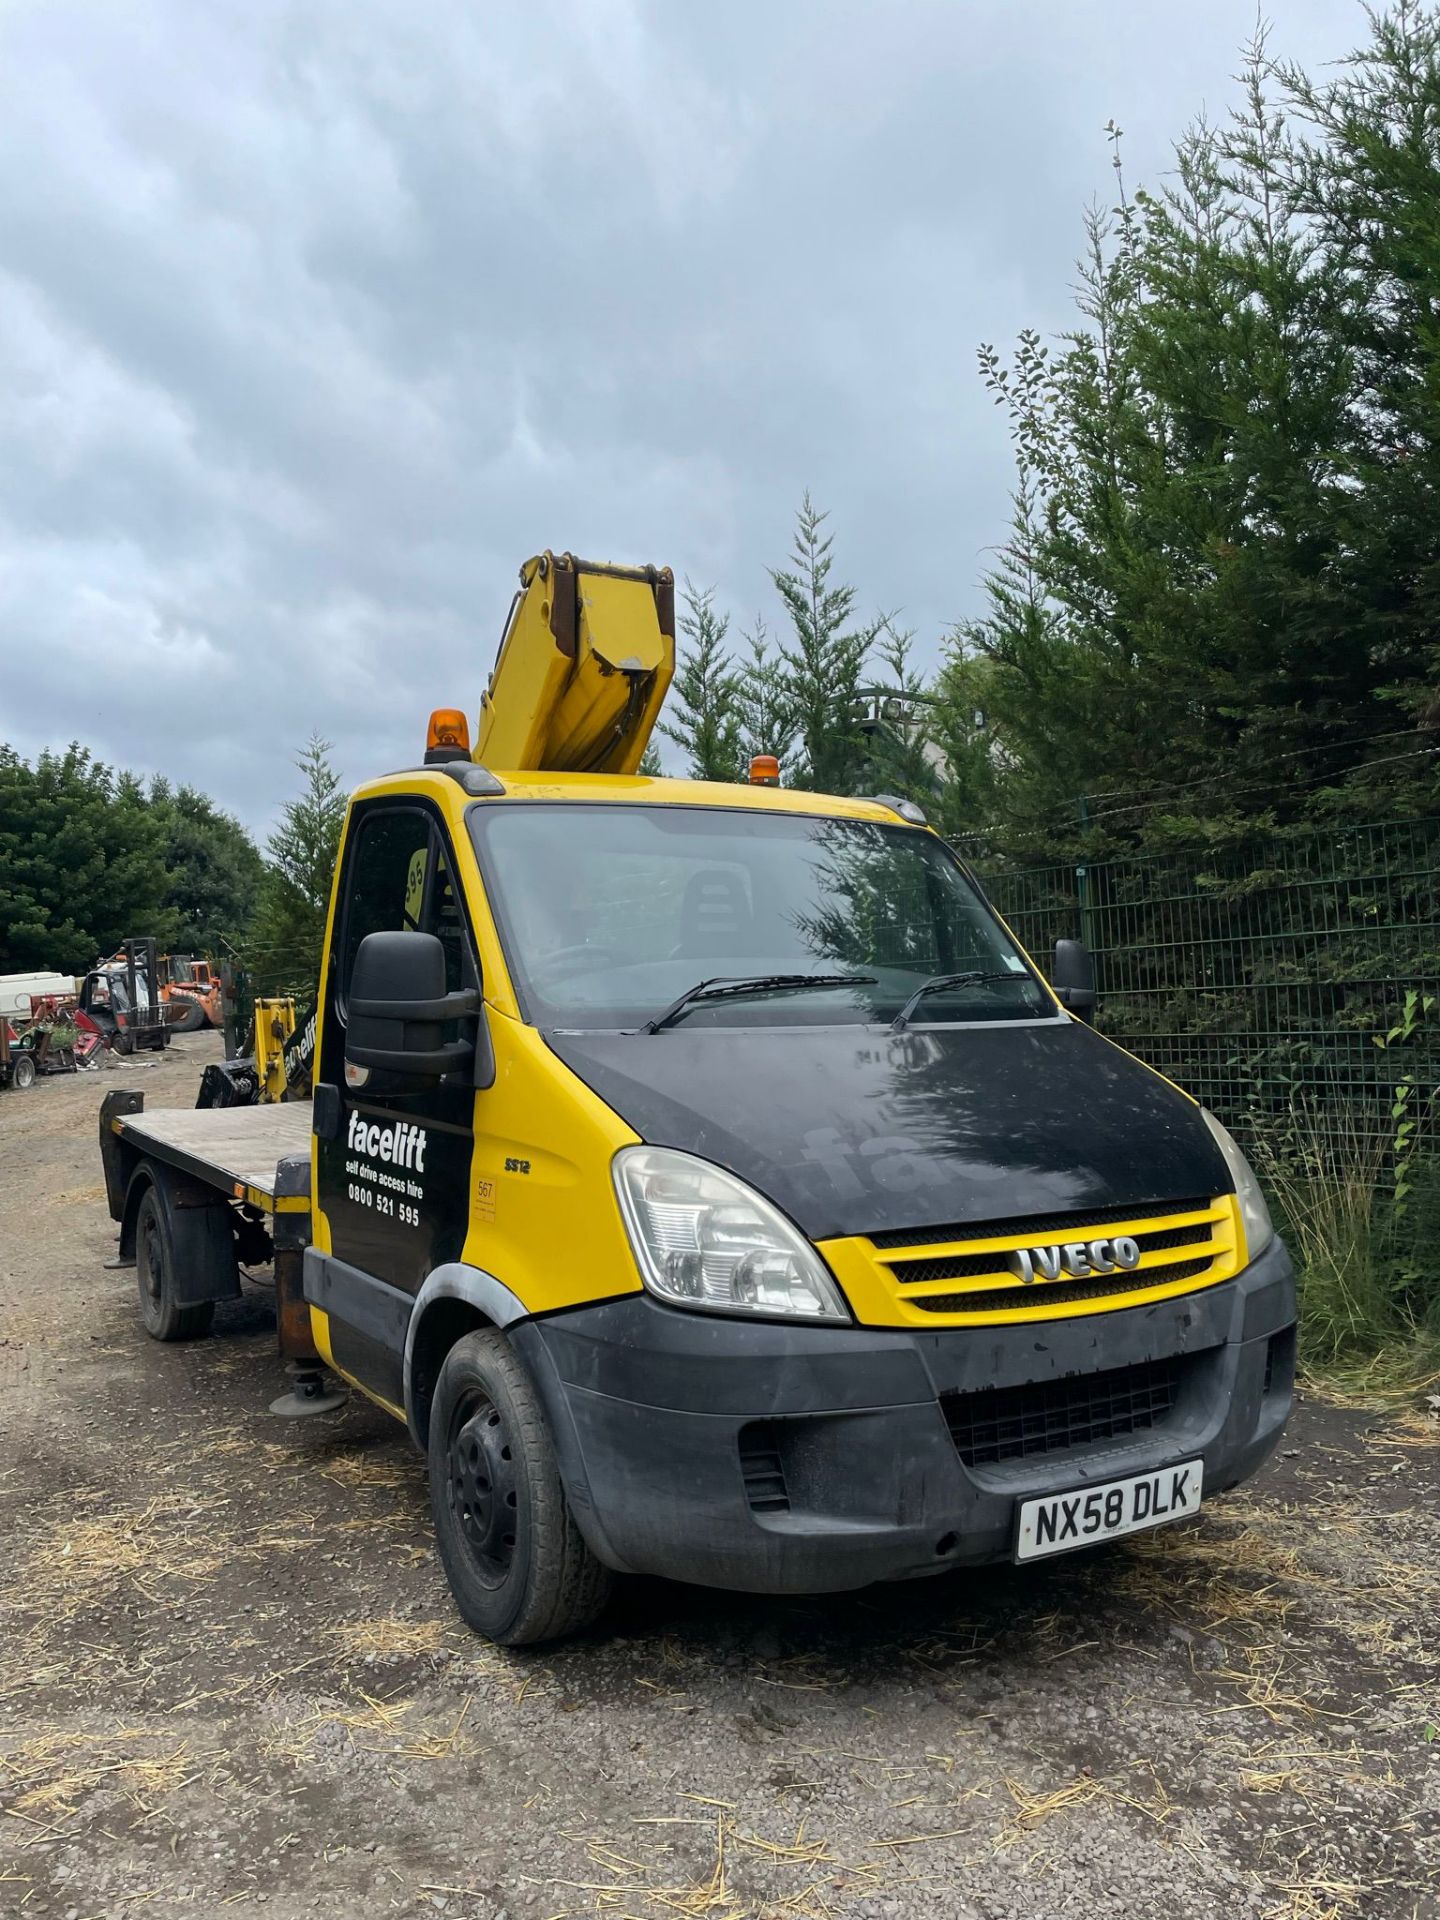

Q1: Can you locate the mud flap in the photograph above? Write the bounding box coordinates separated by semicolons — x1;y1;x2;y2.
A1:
124;1164;242;1305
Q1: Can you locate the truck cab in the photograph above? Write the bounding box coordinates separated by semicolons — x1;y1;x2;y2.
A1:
101;553;1296;1646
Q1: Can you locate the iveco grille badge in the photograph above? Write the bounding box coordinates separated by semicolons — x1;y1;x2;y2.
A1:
1008;1236;1143;1285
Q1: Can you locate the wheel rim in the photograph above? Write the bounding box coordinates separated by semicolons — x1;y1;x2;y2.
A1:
139;1210;164;1313
445;1389;519;1588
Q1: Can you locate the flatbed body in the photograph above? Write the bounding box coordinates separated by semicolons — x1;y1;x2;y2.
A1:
108;1099;314;1215
100;1090;317;1363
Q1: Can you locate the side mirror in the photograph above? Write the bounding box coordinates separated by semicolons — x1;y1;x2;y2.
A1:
1052;938;1097;1020
346;931;483;1083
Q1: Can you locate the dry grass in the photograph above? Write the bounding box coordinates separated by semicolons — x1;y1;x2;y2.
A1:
0;1482;336;1727
518;1814;872;1920
1261;1874;1368;1919
1110;1496;1437;1692
1301;1362;1440;1415
1231;1734;1395;1815
266;1688;476;1765
0;1726;206;1827
330;1615;450;1661
1367;1402;1440;1447
6;1491;233;1619
319;1449;417;1491
998;1771;1106;1832
1;1484;330;1643
989;1766;1172;1855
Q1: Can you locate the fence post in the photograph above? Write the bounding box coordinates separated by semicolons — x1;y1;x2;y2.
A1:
1075;796;1097;971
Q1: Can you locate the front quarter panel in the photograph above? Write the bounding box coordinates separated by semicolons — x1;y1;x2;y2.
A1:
464;1013;643;1314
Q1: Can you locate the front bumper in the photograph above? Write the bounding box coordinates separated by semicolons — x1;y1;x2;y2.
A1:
511;1237;1296;1594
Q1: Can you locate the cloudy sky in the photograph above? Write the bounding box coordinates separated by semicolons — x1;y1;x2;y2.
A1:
0;0;1364;836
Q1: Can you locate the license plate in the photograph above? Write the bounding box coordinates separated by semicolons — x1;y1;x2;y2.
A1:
1014;1459;1204;1563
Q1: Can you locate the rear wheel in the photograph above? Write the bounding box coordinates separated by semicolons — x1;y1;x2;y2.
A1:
11;1053;36;1091
428;1329;611;1646
135;1185;215;1342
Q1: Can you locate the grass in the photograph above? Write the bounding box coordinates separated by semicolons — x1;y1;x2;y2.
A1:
1250;1106;1440;1390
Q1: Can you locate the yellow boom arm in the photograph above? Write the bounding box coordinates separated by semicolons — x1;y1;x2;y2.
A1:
474;552;675;775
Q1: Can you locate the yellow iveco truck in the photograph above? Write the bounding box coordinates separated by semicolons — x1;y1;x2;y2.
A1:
99;552;1295;1645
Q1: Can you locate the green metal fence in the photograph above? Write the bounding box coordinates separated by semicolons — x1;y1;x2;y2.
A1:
965;818;1440;1165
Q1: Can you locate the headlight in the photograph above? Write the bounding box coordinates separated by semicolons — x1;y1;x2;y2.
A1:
613;1145;849;1322
1201;1109;1274;1260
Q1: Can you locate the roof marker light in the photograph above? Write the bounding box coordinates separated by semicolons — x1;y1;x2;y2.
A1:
748;755;781;787
869;792;928;825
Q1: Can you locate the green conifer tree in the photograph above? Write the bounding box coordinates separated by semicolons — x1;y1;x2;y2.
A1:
660;582;742;781
246;735;346;995
733;614;798;778
770;493;880;792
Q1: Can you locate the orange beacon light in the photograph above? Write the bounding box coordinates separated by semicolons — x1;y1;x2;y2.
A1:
425;709;471;764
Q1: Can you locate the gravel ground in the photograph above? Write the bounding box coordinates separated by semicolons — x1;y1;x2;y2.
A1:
1;1035;1437;1920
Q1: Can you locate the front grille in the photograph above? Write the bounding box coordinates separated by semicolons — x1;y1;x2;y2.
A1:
943;1355;1186;1469
913;1255;1213;1316
890;1221;1212;1289
830;1196;1243;1330
843;1194;1240;1327
870;1197;1211;1251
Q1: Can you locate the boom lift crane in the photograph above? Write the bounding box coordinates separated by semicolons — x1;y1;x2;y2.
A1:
470;551;675;776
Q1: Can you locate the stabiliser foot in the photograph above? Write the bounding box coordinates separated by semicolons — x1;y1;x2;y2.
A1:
270;1359;347;1418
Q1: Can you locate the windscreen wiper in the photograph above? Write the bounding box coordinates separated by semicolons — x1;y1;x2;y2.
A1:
642;973;877;1035
890;970;1028;1032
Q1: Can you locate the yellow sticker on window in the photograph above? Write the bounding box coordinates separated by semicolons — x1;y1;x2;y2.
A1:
404;847;427;928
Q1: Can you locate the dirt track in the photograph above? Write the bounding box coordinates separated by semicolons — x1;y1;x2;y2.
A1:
1;1037;1437;1920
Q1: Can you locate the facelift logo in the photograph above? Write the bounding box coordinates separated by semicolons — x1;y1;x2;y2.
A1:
347;1109;427;1173
1008;1235;1141;1285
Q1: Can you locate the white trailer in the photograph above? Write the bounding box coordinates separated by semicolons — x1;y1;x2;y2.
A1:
0;972;77;1022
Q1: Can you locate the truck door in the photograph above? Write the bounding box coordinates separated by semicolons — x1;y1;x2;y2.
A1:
313;801;478;1406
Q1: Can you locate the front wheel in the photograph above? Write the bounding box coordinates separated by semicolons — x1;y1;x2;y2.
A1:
428;1329;611;1646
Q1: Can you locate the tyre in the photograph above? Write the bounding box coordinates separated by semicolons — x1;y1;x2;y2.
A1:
171;1000;206;1033
428;1328;611;1647
113;1026;133;1056
11;1053;36;1091
135;1184;215;1342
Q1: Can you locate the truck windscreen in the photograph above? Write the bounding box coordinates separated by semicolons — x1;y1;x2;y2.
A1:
470;804;1055;1032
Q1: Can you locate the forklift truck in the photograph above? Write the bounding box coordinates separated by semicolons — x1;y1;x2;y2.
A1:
98;551;1296;1645
80;939;171;1055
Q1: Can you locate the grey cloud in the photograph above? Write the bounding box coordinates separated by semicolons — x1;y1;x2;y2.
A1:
0;0;1363;832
